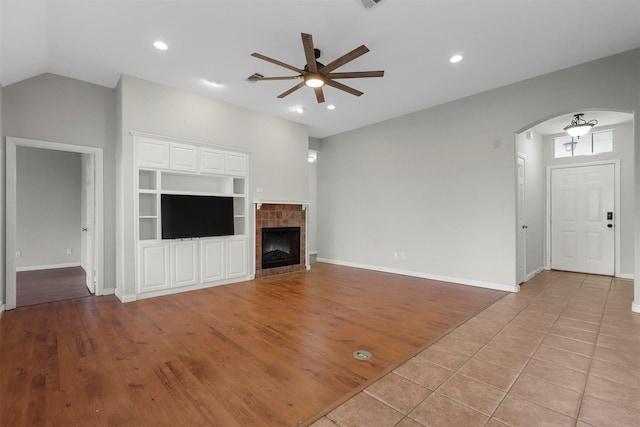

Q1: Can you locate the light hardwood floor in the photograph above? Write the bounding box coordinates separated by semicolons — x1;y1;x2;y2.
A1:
0;263;504;426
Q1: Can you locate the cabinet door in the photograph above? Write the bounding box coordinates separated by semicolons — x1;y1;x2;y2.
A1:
200;238;225;283
171;240;198;288
226;237;247;278
138;139;169;168
139;242;170;293
200;148;225;174
170;143;198;172
224;152;247;176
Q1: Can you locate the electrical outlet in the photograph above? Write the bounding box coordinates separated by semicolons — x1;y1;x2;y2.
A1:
16;251;22;258
67;248;73;255
256;188;263;193
393;252;398;259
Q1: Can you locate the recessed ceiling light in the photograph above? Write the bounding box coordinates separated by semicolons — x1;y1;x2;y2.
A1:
327;104;336;110
449;54;463;64
153;41;168;51
293;106;304;114
205;79;222;87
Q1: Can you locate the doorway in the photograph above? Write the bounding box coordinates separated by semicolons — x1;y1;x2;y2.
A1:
549;162;618;276
6;137;104;310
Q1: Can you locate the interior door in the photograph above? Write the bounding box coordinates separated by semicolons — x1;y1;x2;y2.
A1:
517;156;526;284
551;164;614;275
83;155;96;293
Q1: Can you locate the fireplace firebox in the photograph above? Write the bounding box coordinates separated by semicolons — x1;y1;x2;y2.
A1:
262;227;300;269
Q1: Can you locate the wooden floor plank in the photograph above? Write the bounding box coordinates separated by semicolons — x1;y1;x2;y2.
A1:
1;263;505;425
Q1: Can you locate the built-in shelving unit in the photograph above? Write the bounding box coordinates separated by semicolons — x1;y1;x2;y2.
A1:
134;134;250;300
137;170;247;240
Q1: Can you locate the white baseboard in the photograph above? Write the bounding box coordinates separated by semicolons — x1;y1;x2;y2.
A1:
0;303;5;317
616;273;634;280
632;301;640;313
316;258;518;293
101;288;116;296
115;289;137;303
309;250;318;255
526;266;545;281
16;262;81;272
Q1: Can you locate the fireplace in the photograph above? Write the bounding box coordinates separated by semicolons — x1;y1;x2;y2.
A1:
255;203;307;278
262;227;300;269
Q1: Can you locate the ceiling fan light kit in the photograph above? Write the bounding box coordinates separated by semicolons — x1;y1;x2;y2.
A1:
250;32;384;103
564;113;598;137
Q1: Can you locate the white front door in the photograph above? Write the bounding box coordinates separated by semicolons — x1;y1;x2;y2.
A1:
551;164;615;275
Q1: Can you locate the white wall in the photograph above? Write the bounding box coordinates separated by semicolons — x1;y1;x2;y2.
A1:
317;49;639;292
16;147;81;269
116;75;309;300
0;85;4;312
516;129;545;279
2;73;116;291
543;120;635;277
308;151;318;255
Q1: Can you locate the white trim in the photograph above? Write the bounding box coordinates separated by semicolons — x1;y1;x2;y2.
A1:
115;289;137;303
253;200;311;210
0;303;5;317
16;262;81;272
316;258;518;293
526;266;545;281
6;137;105;310
546;159;621;276
616;273;634;280
101;288;115;296
632;301;640;313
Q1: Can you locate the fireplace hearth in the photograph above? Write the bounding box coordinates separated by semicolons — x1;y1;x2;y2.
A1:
262;227;300;269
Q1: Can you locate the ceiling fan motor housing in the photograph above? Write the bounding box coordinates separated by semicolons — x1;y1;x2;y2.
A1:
360;0;384;8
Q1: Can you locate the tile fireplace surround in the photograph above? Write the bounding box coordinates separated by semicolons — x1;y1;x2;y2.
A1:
255;203;307;278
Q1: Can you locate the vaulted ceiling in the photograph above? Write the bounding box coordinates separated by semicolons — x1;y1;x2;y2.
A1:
2;1;639;138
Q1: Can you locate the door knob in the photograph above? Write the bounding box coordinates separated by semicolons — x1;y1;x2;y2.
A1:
607;224;613;228
522;225;528;229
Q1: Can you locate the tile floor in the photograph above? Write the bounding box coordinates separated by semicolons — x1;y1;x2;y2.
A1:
310;270;640;427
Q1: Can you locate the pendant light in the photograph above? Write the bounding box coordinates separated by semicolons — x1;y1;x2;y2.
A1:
563;113;598;137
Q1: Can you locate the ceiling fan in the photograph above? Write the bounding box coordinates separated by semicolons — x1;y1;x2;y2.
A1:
249;33;384;103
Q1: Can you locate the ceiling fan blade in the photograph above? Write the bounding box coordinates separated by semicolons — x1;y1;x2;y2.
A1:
301;33;317;73
277;82;305;98
327;71;384;79
324;79;364;97
319;45;369;73
249;75;304;81
251;52;304;74
314;87;325;103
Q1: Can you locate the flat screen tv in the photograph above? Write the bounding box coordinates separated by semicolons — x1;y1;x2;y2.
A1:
161;194;234;239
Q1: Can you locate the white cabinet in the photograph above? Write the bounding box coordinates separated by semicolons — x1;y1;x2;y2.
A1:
139;242;170;293
200;148;225;174
227;237;247;278
225;152;247;176
171;240;199;288
138;139;170;168
134;135;250;299
200;238;225;283
170;143;198;172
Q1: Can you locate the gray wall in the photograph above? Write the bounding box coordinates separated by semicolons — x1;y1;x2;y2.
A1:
2;73;116;292
317;49;639;291
543;121;635;276
16;147;81;269
117;75;309;299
